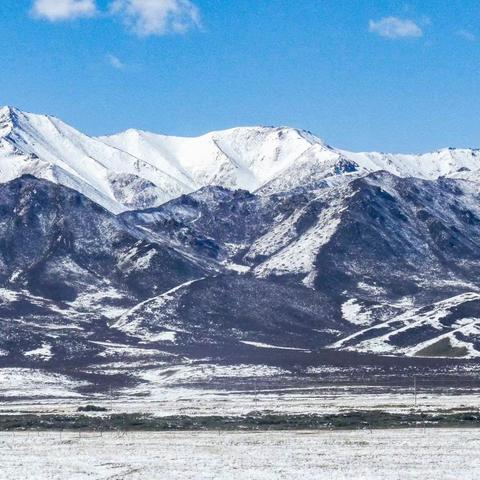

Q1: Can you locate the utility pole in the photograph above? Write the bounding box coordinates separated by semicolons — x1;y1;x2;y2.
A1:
413;374;417;409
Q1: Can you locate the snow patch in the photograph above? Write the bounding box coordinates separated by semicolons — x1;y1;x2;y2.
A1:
148;331;177;343
24;343;53;360
341;299;372;326
240;341;310;352
0;369;87;398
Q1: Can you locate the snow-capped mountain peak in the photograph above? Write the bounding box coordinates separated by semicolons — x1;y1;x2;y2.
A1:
0;106;194;213
1;106;480;214
0;105;21;136
99;125;330;195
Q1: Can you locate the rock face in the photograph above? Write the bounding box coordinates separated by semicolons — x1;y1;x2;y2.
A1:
118;171;480;359
1;107;480;387
0;176;215;367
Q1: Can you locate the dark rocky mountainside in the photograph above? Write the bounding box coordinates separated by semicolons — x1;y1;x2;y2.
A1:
0;171;479;382
1;108;480;395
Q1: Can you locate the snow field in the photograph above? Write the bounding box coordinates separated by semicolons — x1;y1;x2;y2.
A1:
1;429;479;479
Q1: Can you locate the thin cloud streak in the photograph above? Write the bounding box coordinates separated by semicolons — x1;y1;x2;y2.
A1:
457;29;476;42
107;54;126;70
369;17;423;39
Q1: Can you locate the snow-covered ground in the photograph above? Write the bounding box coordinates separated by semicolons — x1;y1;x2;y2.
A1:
2;429;479;479
2;364;480;417
0;369;87;399
3;384;480;417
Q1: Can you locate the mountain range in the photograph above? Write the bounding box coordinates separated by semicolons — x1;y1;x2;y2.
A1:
1;106;480;390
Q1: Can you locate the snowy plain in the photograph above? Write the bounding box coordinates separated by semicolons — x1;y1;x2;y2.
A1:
2;362;480;417
1;429;479;479
3;383;480;418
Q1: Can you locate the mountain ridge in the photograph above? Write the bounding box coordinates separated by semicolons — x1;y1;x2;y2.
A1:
2;106;480;213
1;107;480;386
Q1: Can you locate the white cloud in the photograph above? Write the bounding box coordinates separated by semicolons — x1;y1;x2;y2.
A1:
369;17;423;39
110;0;201;36
32;0;97;21
107;54;126;69
457;30;476;42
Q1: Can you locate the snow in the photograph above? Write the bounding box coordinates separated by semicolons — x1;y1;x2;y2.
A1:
89;341;160;358
251;184;352;281
4;381;480;419
66;284;126;320
2;429;480;479
341;299;373;326
224;262;251;273
3;361;480;418
146;331;177;342
113;278;203;338
0;287;19;302
240;341;311;352
407;320;480;358
342;147;480;180
357;282;388;296
0;107;189;213
121;245;157;269
24;343;53;360
332;292;480;357
2;106;480;214
99;126;324;195
0;369;87;398
136;364;287;389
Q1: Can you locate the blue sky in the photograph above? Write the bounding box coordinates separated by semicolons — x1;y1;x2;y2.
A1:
0;1;479;152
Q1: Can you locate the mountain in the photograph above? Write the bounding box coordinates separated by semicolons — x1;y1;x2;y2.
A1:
2;106;480;213
0;175;218;368
332;292;480;358
119;171;480;359
0;106;191;213
100;125;480;197
123;172;480;294
1;106;480;398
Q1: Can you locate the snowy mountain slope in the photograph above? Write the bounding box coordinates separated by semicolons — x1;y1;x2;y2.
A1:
127;171;480;298
2;106;480;215
342;147;480;181
0;175;225;369
0;283;179;374
248;183;353;285
331;292;480;358
0;175;216;304
113;274;350;353
309;172;480;300
114;171;480;361
101;123;480;200
0;107;191;213
99;126;328;193
119;186;305;265
0;173;480;379
3;106;480;376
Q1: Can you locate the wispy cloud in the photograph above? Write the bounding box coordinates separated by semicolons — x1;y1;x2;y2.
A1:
457;29;476;42
31;0;201;37
107;54;126;70
110;0;201;37
369;16;423;39
32;0;97;21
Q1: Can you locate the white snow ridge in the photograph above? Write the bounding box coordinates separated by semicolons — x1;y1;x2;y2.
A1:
1;106;480;214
